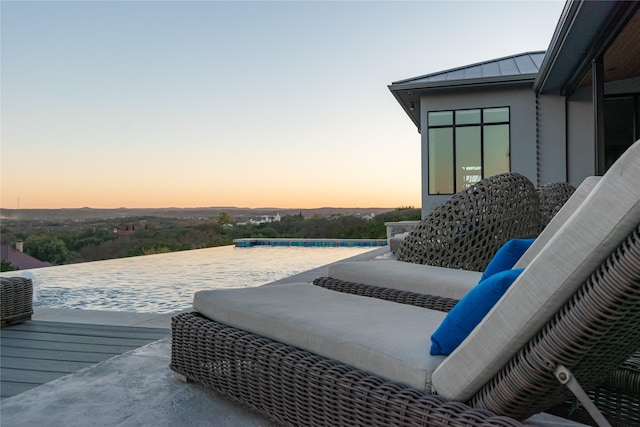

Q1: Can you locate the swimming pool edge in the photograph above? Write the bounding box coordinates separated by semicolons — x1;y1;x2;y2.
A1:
30;246;391;328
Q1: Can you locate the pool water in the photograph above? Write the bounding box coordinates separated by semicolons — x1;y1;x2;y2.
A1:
5;245;376;313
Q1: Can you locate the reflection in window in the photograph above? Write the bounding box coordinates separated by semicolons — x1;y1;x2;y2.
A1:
427;107;510;195
456;127;481;191
428;128;454;194
483;107;509;123
455;109;481;125
428;111;453;127
484;125;510;178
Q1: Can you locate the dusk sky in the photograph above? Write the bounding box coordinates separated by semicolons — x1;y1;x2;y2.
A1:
1;1;565;209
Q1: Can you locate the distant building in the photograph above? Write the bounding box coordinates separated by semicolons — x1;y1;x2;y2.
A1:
249;213;281;225
1;244;51;270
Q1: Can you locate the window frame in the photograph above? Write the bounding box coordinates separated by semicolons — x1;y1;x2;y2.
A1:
427;106;511;195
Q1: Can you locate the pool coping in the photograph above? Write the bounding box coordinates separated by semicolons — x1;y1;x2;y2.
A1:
30;245;391;328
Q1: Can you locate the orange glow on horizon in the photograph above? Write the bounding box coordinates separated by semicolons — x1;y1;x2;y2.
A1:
0;180;421;210
1;156;422;210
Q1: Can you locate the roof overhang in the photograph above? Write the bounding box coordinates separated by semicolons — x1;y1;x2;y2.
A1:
534;0;640;96
389;51;544;132
389;75;536;132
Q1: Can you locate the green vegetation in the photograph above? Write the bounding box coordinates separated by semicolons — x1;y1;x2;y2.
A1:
1;259;18;272
0;207;420;266
24;234;75;265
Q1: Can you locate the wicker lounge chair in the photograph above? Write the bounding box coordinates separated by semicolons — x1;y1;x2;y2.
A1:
537;181;576;232
395;172;540;271
171;140;640;427
1;277;33;327
388;177;574;255
548;351;640;426
309;175;640;426
313;176;599;305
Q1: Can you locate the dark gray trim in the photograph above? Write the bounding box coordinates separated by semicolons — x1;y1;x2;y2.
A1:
390;74;537;92
534;0;639;96
535;93;540;187
564;96;569;183
533;0;583;94
593;56;606;174
389;78;534;133
564;2;639;96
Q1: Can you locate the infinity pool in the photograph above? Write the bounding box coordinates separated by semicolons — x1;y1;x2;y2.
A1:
3;245;376;313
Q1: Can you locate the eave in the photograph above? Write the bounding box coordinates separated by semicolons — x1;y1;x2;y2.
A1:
389;75;537;132
534;0;640;96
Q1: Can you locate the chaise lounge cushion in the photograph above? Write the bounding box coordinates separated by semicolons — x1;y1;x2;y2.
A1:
193;282;447;392
431;268;524;356
515;176;601;269
433;140;640;401
328;261;481;300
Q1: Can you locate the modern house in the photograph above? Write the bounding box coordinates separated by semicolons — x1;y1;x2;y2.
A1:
389;0;640;217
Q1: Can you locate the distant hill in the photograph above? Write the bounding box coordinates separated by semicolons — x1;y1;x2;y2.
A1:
0;207;395;222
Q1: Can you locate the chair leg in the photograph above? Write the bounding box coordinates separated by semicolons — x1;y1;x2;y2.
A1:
173;371;189;383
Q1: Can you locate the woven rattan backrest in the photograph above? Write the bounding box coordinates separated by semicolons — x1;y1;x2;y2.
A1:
472;224;640;420
537;182;576;233
396;173;540;271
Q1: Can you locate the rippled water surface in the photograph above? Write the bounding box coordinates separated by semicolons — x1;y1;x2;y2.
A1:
5;245;375;313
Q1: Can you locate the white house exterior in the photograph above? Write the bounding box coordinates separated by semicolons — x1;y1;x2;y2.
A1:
389;0;640;218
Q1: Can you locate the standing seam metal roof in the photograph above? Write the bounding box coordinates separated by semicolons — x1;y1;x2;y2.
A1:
392;51;546;86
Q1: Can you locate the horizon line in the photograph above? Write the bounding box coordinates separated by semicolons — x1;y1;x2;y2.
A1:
0;205;408;211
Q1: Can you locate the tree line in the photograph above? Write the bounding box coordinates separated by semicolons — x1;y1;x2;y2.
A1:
1;208;420;270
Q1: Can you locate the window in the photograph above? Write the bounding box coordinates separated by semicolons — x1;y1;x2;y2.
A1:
604;95;640;171
427;107;510;194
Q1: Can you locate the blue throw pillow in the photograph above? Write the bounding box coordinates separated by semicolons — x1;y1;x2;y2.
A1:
481;239;535;281
430;268;524;356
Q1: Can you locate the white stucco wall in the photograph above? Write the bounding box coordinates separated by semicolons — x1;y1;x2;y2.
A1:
418;86;537;218
566;87;595;185
412;76;638;218
536;94;567;184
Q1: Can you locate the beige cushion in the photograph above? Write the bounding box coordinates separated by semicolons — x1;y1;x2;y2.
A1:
328;261;481;300
515;176;601;268
433;140;640;401
194;282;447;392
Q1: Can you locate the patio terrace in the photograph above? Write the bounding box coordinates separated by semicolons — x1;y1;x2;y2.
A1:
0;247;586;426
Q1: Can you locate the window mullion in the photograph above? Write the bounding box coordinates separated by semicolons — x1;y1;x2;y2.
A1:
452;115;457;194
480;109;485;180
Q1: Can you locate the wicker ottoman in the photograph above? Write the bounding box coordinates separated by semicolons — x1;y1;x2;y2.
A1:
1;277;33;327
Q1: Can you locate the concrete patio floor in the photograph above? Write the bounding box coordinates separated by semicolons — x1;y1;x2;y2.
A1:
1;337;275;427
0;317;586;427
0;247;587;426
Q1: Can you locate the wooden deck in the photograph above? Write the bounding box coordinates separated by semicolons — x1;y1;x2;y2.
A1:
0;320;169;399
